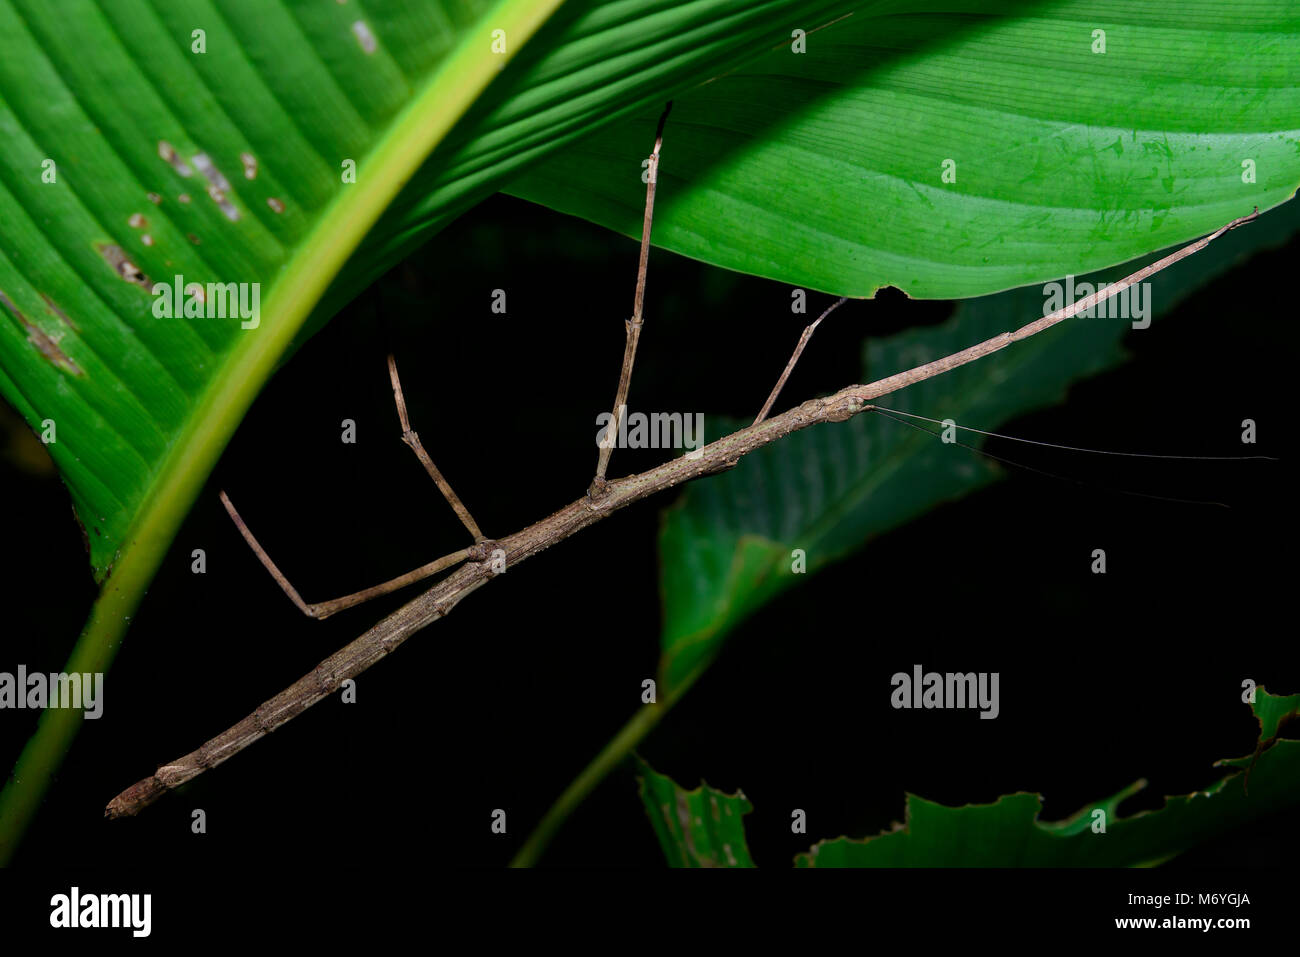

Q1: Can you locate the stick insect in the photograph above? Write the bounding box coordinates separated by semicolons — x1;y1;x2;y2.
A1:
106;101;1266;820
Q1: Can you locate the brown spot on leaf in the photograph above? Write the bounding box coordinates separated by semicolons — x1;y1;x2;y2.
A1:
192;153;231;192
351;21;377;54
675;791;713;867
193;154;241;221
158;140;193;177
129;213;147;228
0;290;83;375
207;184;240;221
96;242;155;292
267;197;284;213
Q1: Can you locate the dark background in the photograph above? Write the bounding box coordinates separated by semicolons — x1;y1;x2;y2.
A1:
1;190;1295;874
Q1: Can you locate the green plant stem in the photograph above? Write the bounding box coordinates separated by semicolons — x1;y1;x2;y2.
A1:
0;634;106;862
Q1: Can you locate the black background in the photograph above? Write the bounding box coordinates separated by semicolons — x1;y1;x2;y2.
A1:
1;190;1295;895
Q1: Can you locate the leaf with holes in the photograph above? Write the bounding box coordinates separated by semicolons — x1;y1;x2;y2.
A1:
635;756;756;868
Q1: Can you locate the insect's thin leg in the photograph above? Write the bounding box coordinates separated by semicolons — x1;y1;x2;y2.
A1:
219;490;472;620
753;296;849;426
591;101;673;493
386;353;486;542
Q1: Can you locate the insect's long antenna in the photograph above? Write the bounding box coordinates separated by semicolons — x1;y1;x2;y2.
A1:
870;406;1276;462
867;406;1235;508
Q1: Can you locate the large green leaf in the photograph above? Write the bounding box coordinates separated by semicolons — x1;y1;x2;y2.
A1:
634;689;1299;867
655;197;1300;692
0;0;869;862
508;0;1300;298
